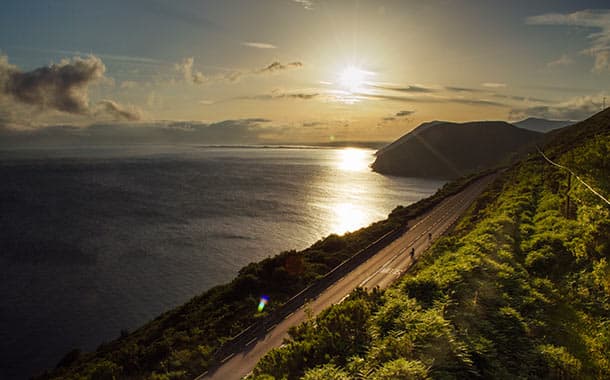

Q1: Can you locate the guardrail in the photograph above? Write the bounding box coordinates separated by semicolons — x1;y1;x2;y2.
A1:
206;224;408;369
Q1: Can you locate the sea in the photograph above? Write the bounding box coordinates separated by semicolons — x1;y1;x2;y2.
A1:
0;145;444;379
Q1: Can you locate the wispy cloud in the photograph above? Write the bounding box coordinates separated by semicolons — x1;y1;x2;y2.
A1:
371;84;436;93
242;42;277;49
174;58;303;85
445;86;485;93
11;46;167;66
395;110;415;117
292;0;315;10
509;94;604;120
527;9;610;72
258;61;303;73
360;92;507;107
547;53;574;67
482;82;507;88
382;109;415;122
493;94;549;103
234;89;320;101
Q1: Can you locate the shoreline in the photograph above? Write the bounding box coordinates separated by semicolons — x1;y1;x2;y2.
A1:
36;170;489;380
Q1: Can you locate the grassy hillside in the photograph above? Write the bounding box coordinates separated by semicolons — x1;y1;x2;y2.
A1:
35;168;487;380
372;121;542;179
251;111;610;379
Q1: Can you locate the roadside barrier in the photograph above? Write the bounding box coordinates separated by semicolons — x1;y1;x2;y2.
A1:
208;224;408;366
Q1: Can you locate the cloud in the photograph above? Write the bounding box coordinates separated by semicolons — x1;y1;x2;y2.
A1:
395;110;415;117
381;110;415;123
444;86;486;93
526;9;610;72
381;110;415;122
174;57;206;84
547;54;574;67
0;118;274;146
0;54;105;114
258;61;303;73
234;89;320;101
371;84;436;93
360;92;507;107
509;94;604;120
493;93;550;103
95;100;142;121
291;0;315;10
173;58;303;85
302;121;323;127
242;42;277;49
482;82;507;88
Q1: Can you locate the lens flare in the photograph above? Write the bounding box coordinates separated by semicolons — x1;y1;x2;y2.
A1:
258;295;269;312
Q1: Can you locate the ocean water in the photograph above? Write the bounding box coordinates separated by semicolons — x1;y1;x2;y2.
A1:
0;145;444;379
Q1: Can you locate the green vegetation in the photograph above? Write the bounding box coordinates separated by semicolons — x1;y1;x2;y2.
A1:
36;165;485;380
250;114;610;379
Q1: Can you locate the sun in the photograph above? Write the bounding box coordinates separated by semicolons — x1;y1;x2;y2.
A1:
338;66;367;92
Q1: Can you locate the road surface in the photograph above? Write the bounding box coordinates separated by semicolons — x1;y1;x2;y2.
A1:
199;173;496;380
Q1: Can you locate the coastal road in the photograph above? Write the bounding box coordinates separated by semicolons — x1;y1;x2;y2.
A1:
199;173;497;380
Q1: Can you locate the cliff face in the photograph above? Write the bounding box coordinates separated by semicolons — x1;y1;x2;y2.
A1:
372;120;542;178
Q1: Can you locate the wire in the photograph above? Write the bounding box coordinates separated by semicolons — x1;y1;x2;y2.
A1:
537;146;610;206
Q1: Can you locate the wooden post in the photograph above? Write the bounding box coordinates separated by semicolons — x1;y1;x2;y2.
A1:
565;172;572;218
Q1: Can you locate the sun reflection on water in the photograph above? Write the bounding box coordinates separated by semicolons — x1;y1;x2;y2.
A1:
337;148;370;172
332;202;368;235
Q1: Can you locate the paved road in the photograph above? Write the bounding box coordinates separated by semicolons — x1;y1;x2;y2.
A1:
199;174;496;380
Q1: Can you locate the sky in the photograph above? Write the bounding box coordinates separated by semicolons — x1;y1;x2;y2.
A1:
1;0;610;144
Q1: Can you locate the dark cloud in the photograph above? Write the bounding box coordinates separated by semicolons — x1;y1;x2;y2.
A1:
0;55;105;114
371;84;436;93
258;61;303;73
95;100;142;121
0;118;273;146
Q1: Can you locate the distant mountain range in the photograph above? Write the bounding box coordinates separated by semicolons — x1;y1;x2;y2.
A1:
372;120;543;178
513;117;574;133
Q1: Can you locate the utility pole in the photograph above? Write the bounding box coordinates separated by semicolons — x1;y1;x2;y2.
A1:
603;96;606;110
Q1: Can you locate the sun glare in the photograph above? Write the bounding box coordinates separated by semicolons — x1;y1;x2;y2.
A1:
338;66;367;92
